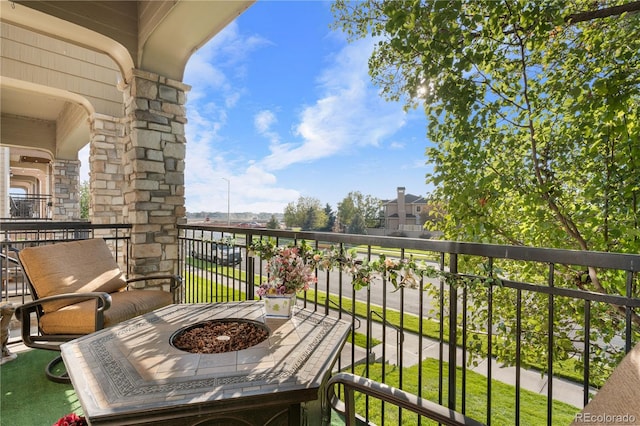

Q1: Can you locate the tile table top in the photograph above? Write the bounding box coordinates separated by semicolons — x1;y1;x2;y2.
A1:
61;301;351;425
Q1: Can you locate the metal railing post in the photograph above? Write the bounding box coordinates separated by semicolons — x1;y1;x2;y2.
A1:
247;257;255;300
448;253;458;411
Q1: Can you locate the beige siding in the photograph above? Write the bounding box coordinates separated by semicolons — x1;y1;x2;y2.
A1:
1;114;56;154
56;103;90;159
139;1;175;53
18;0;138;58
1;23;123;117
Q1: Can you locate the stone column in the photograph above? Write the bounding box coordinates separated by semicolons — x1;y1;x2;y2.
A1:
89;114;125;225
52;159;81;220
120;69;188;278
0;147;10;218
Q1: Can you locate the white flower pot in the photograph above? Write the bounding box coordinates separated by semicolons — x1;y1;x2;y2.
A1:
263;294;296;319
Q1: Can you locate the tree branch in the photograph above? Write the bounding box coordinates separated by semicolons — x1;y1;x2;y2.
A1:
565;1;640;23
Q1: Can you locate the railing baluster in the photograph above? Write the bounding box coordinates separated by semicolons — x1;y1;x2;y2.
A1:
626;270;633;353
583;300;591;407
365;274;372;425
381;263;387;425
487;257;493;426
448;253;458;411
439;252;446;408
351;272;357;373
399;281;405;424
515;288;522;424
418;272;424;426
547;263;555;426
462;282;467;415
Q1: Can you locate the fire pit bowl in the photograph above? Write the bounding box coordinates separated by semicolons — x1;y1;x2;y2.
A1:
170;318;270;354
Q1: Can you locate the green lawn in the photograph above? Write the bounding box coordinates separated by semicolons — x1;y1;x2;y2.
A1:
345;359;579;425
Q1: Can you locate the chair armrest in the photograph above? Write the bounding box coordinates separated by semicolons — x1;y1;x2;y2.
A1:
125;274;182;296
16;292;112;318
15;292;112;350
326;372;485;426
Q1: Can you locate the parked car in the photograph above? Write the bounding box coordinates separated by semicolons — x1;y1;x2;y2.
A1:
191;242;242;265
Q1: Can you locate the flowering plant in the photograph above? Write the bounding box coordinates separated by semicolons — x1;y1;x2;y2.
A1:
249;239;444;293
249;240;319;296
53;414;87;426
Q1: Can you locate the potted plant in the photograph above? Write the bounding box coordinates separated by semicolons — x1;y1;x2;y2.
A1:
249;238;448;318
249;240;319;318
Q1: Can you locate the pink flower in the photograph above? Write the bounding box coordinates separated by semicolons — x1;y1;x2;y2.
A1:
53;414;87;426
257;244;317;296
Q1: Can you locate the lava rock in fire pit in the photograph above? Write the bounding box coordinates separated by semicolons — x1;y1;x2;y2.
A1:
171;319;269;354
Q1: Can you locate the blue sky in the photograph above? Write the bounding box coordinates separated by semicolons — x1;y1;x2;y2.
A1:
182;1;434;214
83;1;433;214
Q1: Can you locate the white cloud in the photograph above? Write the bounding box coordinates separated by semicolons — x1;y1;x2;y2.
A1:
254;110;276;133
258;38;408;171
254;110;280;145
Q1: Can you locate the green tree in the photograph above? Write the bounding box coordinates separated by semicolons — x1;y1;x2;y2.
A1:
333;0;640;375
79;181;90;219
347;212;367;235
317;203;336;232
266;215;279;230
283;197;328;230
420;199;446;230
337;191;382;230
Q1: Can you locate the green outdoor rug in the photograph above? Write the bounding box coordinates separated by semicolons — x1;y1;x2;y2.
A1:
1;349;82;426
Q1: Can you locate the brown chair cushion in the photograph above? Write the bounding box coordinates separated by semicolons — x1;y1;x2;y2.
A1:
19;239;126;313
39;290;173;335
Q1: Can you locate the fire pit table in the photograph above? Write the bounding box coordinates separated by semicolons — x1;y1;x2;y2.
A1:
60;301;351;425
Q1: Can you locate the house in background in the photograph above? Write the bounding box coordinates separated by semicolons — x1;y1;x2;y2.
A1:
382;187;428;235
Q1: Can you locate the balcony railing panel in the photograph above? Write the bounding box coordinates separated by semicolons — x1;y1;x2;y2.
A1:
178;225;640;425
1;222;131;303
6;194;52;220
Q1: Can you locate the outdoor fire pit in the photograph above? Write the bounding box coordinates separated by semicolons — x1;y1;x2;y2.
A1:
61;301;351;426
171;319;270;353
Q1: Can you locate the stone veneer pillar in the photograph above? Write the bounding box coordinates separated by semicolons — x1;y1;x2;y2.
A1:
52;159;80;220
89;114;125;226
120;69;188;277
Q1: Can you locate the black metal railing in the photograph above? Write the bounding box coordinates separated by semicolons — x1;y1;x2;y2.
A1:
0;221;131;303
6;194;52;220
178;224;640;426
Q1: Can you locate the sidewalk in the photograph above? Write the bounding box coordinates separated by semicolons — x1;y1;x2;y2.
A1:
339;319;588;409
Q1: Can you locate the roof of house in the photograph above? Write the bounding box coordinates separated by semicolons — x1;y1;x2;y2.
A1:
383;194;427;205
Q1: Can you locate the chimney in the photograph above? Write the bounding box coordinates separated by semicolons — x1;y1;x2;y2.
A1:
397;187;406;227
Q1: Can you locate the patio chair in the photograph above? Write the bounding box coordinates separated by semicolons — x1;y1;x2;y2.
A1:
15;238;181;382
326;372;486;426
